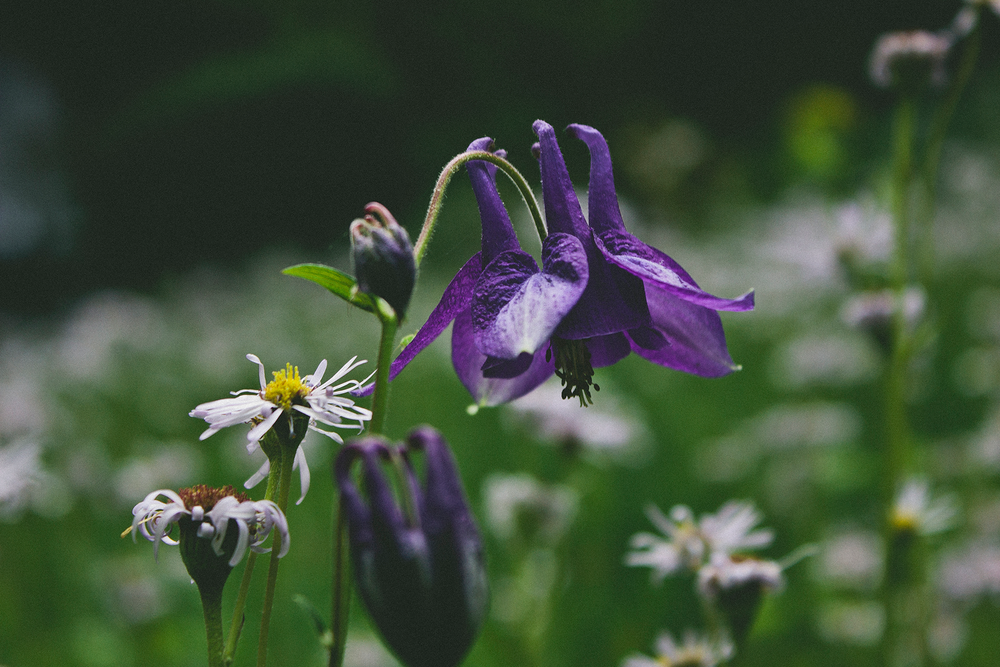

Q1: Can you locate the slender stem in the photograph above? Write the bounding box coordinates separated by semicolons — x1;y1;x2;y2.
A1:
224;448;284;665
369;299;398;436
328;496;351;667
882;93;919;667
199;583;227;667
917;17;981;284
890;96;915;293
256;443;295;667
413;150;546;266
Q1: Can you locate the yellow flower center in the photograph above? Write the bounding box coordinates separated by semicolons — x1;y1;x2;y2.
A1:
263;363;309;411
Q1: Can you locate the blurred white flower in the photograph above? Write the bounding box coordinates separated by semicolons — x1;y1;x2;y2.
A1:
0;439;45;520
621;629;733;667
938;542;1000;601
816;600;885;646
190;354;372;504
483;473;578;548
504;378;649;465
814;529;883;591
697;552;784;600
626;501;773;583
891;478;958;536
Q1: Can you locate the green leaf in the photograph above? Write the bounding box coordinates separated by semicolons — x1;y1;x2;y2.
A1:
283;263;377;313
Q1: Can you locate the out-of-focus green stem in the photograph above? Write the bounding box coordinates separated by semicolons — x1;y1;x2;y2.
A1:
413;150;546;266
917;16;981;284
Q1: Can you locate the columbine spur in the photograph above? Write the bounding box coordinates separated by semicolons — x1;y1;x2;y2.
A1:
131;485;289;568
190;354;372;503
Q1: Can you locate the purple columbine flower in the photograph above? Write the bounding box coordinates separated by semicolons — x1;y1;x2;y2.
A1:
335;427;488;667
359;138;589;406
532;120;754;400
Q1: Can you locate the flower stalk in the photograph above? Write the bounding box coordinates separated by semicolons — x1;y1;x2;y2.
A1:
414;149;546;265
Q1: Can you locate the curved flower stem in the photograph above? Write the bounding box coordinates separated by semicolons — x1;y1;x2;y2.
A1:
224;449;284;665
917;15;981;284
199;583;227;667
256;443;295;667
413;150;546;266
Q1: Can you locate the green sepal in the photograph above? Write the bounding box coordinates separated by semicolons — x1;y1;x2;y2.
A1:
283;263;377;313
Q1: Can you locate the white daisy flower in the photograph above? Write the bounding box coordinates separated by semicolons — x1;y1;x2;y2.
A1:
131;485;290;567
190;354;373;504
891;478;958;536
621;629;734;667
625;501;774;583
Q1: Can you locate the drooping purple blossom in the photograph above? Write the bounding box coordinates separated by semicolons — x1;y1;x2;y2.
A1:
359;138;588;406
362;123;753;407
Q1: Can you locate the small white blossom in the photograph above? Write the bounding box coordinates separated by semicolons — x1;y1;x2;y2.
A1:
697;552;785;601
131;487;289;566
892;478;958;536
626;501;774;583
190;354;373;504
621;629;734;667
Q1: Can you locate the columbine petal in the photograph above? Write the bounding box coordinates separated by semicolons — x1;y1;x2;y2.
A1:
355;253;483;399
452;308;555;406
627;287;739;377
473;232;588;360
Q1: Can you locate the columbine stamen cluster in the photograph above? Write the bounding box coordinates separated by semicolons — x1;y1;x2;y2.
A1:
190;354;373;503
131;485;289;566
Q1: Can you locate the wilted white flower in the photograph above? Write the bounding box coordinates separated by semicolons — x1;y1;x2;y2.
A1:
891;478;958;536
131;485;289;566
190;354;372;503
626;501;774;583
483;473;579;548
621;629;734;667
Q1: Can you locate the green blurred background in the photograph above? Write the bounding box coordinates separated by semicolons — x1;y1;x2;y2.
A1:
3;1;1000;666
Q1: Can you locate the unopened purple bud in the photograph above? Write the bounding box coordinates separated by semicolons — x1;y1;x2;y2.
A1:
351;202;416;319
335;427;488;667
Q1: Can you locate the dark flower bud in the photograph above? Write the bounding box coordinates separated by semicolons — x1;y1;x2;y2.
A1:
335;427;488;667
351;202;417;318
698;553;784;645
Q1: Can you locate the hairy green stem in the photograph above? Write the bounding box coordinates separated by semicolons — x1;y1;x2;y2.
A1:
199;583;227;667
413;150;546;266
256;443;295;667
